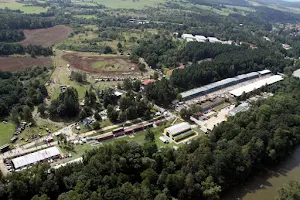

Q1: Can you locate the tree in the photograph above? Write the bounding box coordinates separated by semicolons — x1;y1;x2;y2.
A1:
38;103;47;116
153;72;159;80
94;112;102;121
123;79;133;91
201;176;221;200
180;108;192;120
276;181;300;200
107;105;118;122
92;122;101;130
23;105;33;122
132;80;141;92
145;129;155;142
32;194;50;200
10;107;20;125
177;94;183;102
117;42;122;49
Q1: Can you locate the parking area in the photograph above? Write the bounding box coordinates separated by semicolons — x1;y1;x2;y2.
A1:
191;105;235;132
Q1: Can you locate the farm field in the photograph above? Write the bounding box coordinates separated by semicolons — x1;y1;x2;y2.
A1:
0;2;48;13
83;0;166;9
0;57;52;72
0;122;15;146
62;53;139;75
21;25;73;47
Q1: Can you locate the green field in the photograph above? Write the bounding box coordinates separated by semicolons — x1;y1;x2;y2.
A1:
90;0;166;9
0;3;48;14
91;61;121;70
0;122;15;146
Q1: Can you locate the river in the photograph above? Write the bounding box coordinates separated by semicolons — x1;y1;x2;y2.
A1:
222;147;300;200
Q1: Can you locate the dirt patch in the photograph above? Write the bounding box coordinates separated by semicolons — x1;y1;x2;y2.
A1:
62;53;139;75
20;25;73;47
0;57;52;72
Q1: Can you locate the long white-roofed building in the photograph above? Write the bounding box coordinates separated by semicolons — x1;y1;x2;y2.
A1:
12;147;61;169
229;75;283;97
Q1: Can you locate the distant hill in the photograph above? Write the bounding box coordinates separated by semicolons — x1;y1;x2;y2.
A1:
188;0;249;6
252;0;300;8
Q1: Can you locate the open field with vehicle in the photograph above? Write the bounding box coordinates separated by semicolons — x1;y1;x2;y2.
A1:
0;57;52;72
21;25;73;47
62;53;139;75
0;2;48;14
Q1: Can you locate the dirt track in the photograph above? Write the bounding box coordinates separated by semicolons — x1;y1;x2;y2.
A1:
62;53;139;75
20;25;73;47
0;57;52;72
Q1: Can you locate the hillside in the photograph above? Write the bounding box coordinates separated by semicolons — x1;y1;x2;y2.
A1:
188;0;249;6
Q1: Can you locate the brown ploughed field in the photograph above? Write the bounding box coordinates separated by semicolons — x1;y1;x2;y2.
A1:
0;57;52;72
20;25;73;47
62;53;139;75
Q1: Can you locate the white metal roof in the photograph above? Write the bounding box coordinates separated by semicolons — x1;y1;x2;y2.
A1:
207;37;220;43
258;69;271;75
195;35;207;42
12;147;60;169
182;34;194;39
230;75;283;97
165;122;191;136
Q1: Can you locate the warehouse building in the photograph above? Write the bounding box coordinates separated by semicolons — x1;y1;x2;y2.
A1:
228;102;250;116
229;75;283;97
12;147;61;169
180;71;262;101
164;122;194;142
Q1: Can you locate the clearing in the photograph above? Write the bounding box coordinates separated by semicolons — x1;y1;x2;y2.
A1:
0;122;15;146
0;2;48;14
80;0;166;9
20;25;73;47
62;53;139;75
0;57;52;72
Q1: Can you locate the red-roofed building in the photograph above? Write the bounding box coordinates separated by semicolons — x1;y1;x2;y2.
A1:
177;65;185;70
142;79;156;86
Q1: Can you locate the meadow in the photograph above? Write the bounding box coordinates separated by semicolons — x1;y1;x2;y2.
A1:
0;2;48;14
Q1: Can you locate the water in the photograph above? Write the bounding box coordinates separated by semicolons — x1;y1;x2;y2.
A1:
223;147;300;200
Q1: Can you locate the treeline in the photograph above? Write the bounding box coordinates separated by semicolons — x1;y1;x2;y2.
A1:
0;11;54;42
0;43;53;56
0;67;49;117
56;43;113;54
130;35;179;68
1;78;300;199
171;43;292;90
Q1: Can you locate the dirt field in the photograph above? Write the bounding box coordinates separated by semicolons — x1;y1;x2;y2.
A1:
62;53;139;75
20;25;73;47
0;57;52;72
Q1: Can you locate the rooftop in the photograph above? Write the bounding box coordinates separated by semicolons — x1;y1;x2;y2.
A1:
142;79;156;85
165;122;191;135
229;75;283;97
12;147;60;169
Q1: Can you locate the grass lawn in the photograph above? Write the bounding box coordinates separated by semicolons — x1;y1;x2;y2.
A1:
92;0;166;9
91;61;121;70
0;3;48;13
0;122;15;146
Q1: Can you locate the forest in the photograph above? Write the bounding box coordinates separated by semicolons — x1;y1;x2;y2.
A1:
1;77;300;200
0;43;53;56
0;11;55;42
0;67;50;118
